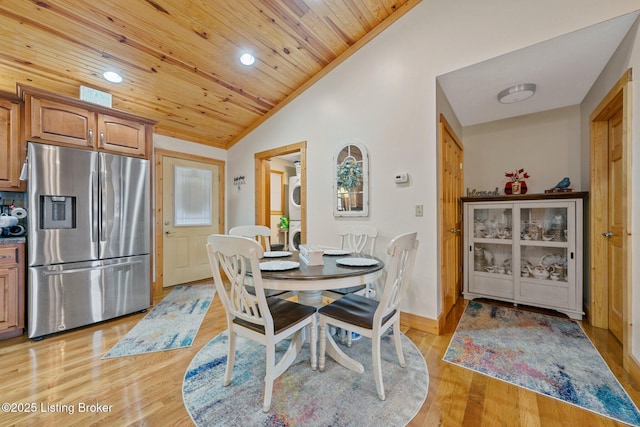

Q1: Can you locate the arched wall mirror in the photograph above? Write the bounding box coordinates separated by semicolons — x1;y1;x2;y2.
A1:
334;142;369;217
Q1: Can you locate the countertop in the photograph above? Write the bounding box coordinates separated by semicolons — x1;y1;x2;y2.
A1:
0;237;26;244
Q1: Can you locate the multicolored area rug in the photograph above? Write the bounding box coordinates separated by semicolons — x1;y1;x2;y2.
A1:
183;331;428;426
103;284;215;359
443;301;640;426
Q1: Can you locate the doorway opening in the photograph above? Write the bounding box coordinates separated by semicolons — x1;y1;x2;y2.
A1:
255;142;307;247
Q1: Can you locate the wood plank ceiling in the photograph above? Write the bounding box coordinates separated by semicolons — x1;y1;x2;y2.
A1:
0;0;419;149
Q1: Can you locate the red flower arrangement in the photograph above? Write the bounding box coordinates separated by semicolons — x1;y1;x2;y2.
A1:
504;168;529;195
505;168;530;182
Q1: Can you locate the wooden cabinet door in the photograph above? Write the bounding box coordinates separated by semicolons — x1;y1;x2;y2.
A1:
28;96;96;148
0;267;18;331
97;114;147;157
0;98;22;191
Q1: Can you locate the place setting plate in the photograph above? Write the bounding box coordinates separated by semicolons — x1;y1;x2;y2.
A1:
259;261;300;271
263;251;293;258
336;257;379;267
323;249;352;256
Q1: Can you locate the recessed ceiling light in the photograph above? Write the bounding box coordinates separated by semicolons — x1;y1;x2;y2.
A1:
103;71;123;83
239;52;255;66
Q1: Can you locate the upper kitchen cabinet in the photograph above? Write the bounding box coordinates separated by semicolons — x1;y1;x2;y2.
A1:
26;96;95;148
0;92;24;192
18;85;155;158
97;114;147;156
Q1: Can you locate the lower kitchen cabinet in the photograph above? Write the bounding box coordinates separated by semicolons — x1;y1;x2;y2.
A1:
0;243;25;339
462;193;587;320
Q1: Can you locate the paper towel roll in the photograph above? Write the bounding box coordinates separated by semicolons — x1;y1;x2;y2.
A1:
10;207;27;219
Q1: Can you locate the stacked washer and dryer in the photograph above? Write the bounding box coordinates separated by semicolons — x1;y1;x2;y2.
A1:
288;164;302;250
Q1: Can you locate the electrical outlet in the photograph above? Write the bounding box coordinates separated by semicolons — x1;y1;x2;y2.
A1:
415;204;423;217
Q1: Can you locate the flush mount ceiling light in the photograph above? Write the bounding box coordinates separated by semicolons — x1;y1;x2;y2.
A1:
497;83;536;104
239;52;255;66
103;71;123;83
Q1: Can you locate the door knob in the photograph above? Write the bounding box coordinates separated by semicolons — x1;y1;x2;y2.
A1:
602;231;614;238
165;229;172;235
450;228;461;233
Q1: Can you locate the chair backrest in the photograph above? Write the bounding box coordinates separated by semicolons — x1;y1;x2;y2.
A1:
375;232;419;324
337;224;378;255
206;234;274;333
229;225;272;251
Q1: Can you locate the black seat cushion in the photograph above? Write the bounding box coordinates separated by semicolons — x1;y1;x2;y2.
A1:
331;285;366;295
246;286;286;298
318;293;395;330
233;298;316;335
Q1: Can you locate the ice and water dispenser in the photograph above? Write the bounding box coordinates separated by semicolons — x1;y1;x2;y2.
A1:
40;195;76;229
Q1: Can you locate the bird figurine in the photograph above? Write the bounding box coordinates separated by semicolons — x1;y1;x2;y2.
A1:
552;177;571;190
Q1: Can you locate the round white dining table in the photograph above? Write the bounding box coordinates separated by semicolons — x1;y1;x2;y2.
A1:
255;251;384;306
251;250;384;371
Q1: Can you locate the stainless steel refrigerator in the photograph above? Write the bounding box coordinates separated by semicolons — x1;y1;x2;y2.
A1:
27;142;150;339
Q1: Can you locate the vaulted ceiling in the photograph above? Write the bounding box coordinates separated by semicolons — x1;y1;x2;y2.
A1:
0;0;419;149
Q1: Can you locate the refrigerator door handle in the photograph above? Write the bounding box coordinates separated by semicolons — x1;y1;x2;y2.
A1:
100;161;107;242
42;260;144;276
91;169;99;244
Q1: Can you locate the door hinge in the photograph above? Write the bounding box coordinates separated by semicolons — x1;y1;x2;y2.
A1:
459;162;463;170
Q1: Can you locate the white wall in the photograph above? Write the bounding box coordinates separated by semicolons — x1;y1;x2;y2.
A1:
154;134;227;161
580;17;640;361
226;0;640;321
462;106;582;194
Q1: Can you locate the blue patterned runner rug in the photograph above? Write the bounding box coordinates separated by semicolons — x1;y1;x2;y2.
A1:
103;284;215;359
443;301;640;426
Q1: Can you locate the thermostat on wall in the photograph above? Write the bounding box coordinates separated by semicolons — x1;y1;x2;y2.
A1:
395;173;408;184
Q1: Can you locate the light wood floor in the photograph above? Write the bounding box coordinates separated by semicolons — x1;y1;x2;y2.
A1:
1;286;638;426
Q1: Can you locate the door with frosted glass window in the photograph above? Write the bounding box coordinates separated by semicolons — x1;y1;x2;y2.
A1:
163;156;221;286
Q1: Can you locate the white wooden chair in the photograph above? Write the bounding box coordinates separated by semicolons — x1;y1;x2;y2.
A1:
338;224;378;257
229;225;287;297
318;232;419;401
206;234;317;412
229;225;272;251
333;224;378;345
332;224;377;297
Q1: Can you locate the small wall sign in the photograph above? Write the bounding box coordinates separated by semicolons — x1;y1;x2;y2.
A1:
466;187;500;197
80;86;112;107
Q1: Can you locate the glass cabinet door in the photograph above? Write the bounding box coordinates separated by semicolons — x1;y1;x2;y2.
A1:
470;205;513;273
519;205;568;243
518;204;571;280
467;204;514;299
517;203;575;308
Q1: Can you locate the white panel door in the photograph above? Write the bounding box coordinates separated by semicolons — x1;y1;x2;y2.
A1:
162;156;220;287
